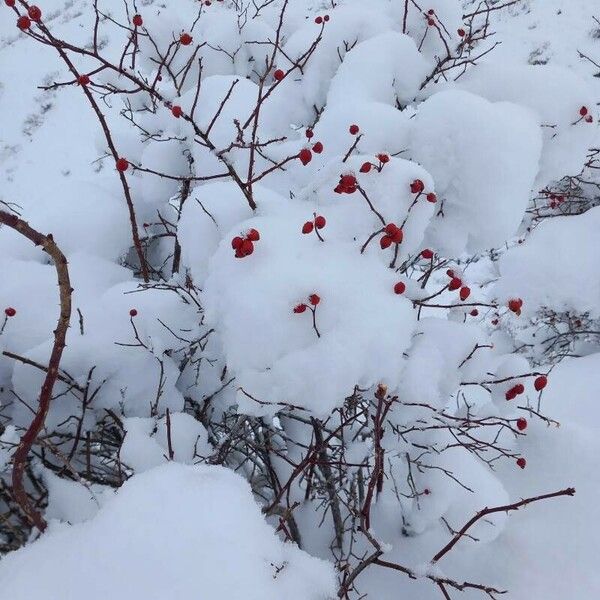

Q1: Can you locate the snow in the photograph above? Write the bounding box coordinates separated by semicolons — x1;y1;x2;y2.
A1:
0;464;336;600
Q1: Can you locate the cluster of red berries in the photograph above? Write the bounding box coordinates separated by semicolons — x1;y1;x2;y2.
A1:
293;293;320;313
445;270;470;301
231;228;260;258
425;8;436;26
335;173;357;194
505;382;525;401
578;106;593;124
4;307;16;317
15;5;42;30
508;298;523;315
314;14;330;24
409;178;437;203
359;153;390;173
380;223;403;249
302;215;326;234
546;191;565;209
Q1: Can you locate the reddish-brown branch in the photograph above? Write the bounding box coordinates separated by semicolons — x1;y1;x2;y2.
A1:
0;209;72;532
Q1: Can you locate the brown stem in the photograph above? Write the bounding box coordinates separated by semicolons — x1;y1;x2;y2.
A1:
0;209;73;532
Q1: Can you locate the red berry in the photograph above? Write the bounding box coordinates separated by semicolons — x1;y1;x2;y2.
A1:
585;115;593;123
334;185;344;194
579;106;588;116
294;303;307;314
309;294;320;306
457;28;466;37
491;318;499;326
427;18;435;26
314;215;326;229
132;14;143;27
380;236;393;250
231;236;243;250
448;277;462;291
469;309;478;316
5;0;16;7
116;157;129;172
324;14;329;22
423;488;431;495
180;32;193;45
273;69;285;81
315;16;323;24
426;192;437;203
349;124;359;135
516;418;527;431
377;153;390;164
446;269;455;278
508;298;523;314
359;162;372;173
28;5;41;21
505;388;517;401
394;281;406;295
514;383;524;395
78;74;90;86
427;9;435;15
17;15;31;30
410;179;425;194
421;248;434;260
312;141;323;154
385;223;399;236
340;174;356;187
305;129;314;139
240;239;254;256
302;221;314;234
534;375;547;391
459;286;471;301
129;308;138;317
4;307;16;317
299;148;312;166
246;228;260;242
171;105;183;118
516;457;526;469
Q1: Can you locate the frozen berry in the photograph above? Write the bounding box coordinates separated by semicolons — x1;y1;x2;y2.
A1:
5;0;16;6
457;28;466;37
28;5;41;21
129;308;138;317
421;248;434;260
17;15;31;30
579;106;588;116
508;298;523;314
448;277;462;291
246;228;260;242
78;74;90;86
305;129;314;139
116;157;129;172
349;124;359;135
240;239;254;256
359;162;372;173
132;14;143;27
516;418;527;431
377;153;390;164
315;16;322;24
302;221;314;234
309;294;320;306
314;215;326;229
231;236;244;250
273;69;285;81
459;286;471;301
394;281;406;295
299;148;312;165
4;307;16;317
426;192;437;203
380;236;393;250
410;179;425;194
516;457;526;469
470;309;479;316
534;375;547;391
171;105;183;118
180;32;193;45
294;303;307;314
312;141;323;154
